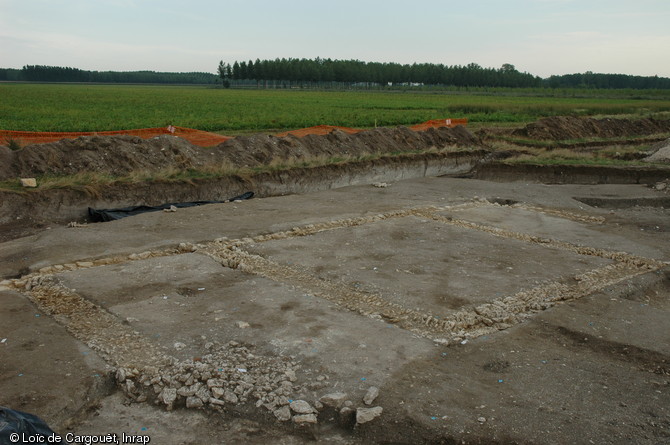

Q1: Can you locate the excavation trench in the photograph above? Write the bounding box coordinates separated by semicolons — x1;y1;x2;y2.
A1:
2;117;670;443
0;150;485;240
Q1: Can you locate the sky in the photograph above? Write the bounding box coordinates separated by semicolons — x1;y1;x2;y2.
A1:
1;0;669;78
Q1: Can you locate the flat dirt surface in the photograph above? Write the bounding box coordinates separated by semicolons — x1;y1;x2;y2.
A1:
1;176;669;444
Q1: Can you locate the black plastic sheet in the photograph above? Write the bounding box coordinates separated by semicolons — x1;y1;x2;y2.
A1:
0;406;64;444
88;191;254;222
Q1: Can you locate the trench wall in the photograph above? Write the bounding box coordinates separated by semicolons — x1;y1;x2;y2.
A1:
0;151;484;230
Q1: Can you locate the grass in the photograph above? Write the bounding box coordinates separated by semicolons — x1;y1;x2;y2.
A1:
2;83;670;133
4;136;23;151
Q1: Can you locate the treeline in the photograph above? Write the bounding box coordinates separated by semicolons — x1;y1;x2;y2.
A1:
2;61;669;90
218;58;541;88
218;58;670;90
0;65;218;84
545;71;670;90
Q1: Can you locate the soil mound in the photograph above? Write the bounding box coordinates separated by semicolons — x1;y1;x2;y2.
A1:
216;125;479;167
0;126;231;147
0;125;481;181
3;135;213;180
643;138;670;163
275;125;361;137
512;116;670;141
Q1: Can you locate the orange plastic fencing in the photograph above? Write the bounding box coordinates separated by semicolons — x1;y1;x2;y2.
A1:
0;126;231;147
409;118;468;132
276;119;468;138
0;119;466;147
275;125;363;138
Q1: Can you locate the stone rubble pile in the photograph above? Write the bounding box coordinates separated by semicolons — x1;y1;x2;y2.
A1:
116;341;297;415
114;341;384;427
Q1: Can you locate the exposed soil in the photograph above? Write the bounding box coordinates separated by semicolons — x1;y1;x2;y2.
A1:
0;126;479;181
644;138;670;163
3;116;670;243
0;150;488;242
1;177;669;445
574;196;670;209
511;116;670;141
470;163;670;184
3;116;669;185
1;116;670;444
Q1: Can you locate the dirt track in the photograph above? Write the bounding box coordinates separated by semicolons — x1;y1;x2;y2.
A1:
1;117;669;444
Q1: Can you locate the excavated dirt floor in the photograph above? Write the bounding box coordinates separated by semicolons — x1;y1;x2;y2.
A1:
1;176;669;445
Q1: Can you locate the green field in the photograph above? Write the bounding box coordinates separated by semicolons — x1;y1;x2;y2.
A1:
2;83;670;134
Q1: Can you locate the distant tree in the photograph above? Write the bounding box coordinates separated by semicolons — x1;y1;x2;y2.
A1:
17;65;218;84
542;71;670;89
232;61;240;80
254;58;264;85
218;60;231;87
0;68;22;81
247;60;255;80
238;61;248;79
